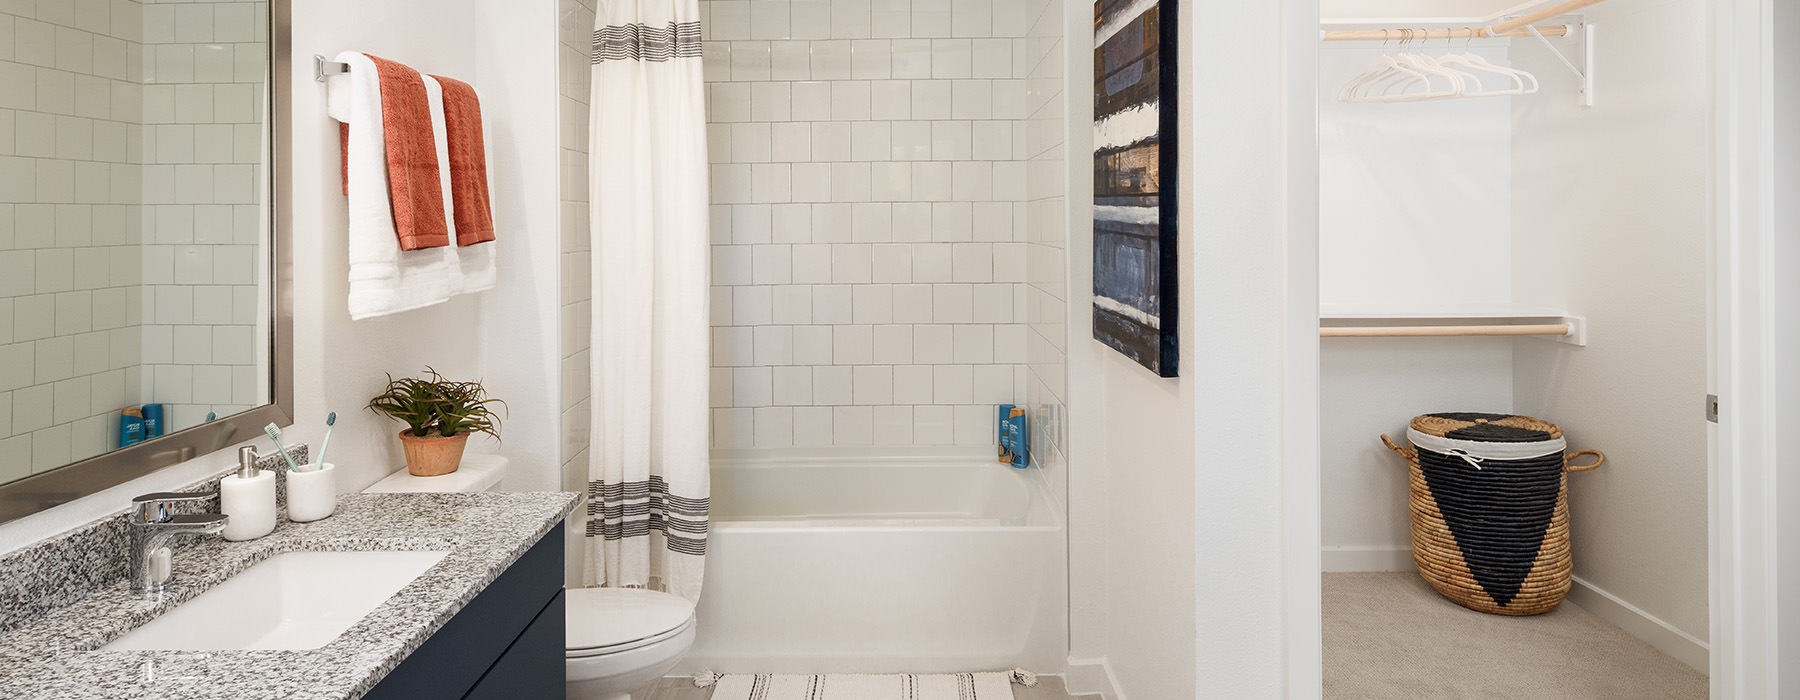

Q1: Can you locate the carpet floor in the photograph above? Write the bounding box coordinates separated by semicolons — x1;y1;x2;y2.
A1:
1325;572;1708;700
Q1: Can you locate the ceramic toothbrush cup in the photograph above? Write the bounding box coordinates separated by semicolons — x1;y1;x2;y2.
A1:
286;463;337;522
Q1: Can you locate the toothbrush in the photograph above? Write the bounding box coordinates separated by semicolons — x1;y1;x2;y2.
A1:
264;423;302;472
314;412;337;472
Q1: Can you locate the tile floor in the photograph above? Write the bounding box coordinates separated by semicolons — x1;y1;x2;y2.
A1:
641;674;1099;699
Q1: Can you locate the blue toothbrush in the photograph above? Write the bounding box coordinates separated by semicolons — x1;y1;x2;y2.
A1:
263;423;302;472
314;412;337;472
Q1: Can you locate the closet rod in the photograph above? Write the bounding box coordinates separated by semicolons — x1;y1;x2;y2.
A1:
1320;324;1572;339
1322;25;1569;41
1489;0;1608;34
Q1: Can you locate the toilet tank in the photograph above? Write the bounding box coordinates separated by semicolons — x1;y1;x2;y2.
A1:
362;454;509;494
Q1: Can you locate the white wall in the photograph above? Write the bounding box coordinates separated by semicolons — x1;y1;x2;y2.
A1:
288;0;561;495
1316;41;1518;568
1066;0;1200;694
0;0;565;550
1066;0;1318;696
1320;0;1498;17
1064;0;1197;687
1774;0;1799;690
1510;0;1711;654
469;1;562;494
1186;0;1317;691
1320;338;1512;567
1318;45;1513;309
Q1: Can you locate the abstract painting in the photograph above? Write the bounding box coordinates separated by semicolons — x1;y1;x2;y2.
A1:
1093;0;1177;377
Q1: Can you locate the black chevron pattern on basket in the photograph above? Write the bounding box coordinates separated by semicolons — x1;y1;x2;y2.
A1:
1418;447;1563;607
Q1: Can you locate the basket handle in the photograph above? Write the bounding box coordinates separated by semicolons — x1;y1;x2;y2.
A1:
1565;449;1606;472
1380;434;1416;461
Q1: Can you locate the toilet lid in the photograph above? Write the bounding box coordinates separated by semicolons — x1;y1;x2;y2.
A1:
565;588;696;653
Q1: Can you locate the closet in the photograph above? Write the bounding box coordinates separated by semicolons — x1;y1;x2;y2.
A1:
1316;0;1711;697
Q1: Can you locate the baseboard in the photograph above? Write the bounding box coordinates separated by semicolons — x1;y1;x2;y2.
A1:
1322;545;1414;572
1565;576;1709;674
1064;657;1126;700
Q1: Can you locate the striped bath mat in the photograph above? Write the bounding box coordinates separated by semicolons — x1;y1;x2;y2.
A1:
706;672;1019;699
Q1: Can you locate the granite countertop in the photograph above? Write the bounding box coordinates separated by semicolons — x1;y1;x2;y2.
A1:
0;491;578;700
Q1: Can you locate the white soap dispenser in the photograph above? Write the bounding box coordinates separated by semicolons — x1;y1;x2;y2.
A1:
221;445;277;541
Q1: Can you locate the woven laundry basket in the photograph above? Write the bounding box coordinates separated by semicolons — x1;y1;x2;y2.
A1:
1380;413;1605;616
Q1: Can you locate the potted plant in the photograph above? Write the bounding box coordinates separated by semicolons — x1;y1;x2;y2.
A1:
366;367;505;476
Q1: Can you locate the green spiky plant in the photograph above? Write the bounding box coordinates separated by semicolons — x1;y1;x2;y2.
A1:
366;367;506;440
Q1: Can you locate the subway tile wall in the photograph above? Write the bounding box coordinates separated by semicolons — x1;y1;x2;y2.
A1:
0;0;266;481
700;0;1037;450
136;0;268;437
558;0;594;482
1020;0;1065;494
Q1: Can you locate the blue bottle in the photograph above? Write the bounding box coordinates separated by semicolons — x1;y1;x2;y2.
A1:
141;404;164;438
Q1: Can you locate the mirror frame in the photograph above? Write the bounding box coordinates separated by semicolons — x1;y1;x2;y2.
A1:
0;0;295;525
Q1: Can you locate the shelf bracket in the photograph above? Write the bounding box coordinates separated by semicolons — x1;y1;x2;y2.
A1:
1501;18;1595;106
1547;315;1587;346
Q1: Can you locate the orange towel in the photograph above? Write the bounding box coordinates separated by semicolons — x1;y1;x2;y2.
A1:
430;75;496;247
339;54;449;251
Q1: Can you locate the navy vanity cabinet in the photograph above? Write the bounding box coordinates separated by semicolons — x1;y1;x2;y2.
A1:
365;522;566;700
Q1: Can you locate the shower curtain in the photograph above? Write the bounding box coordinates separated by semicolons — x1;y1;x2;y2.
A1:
585;0;709;602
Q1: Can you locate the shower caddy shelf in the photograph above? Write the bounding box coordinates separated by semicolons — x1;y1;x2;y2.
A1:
1319;305;1587;346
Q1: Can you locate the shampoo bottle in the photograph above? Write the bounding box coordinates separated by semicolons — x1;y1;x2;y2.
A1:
221;446;277;541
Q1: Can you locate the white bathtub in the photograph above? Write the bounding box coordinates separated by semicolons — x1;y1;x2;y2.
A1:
675;451;1067;674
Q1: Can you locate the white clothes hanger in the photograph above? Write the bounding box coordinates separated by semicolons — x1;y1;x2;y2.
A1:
1351;30;1467;103
1389;35;1474;100
1338;31;1412;101
1437;33;1540;96
1338;28;1541;102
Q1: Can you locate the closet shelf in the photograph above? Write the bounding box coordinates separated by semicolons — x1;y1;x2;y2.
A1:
1320;305;1587;346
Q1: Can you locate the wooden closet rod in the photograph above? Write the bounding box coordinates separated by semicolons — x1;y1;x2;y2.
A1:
1321;324;1573;339
1322;25;1570;41
1490;0;1608;34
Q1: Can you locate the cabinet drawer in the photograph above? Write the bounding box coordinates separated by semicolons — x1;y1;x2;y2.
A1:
364;522;564;700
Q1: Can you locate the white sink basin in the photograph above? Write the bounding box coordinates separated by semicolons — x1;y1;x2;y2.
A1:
104;550;449;651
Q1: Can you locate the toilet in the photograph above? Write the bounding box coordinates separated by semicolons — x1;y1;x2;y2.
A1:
365;456;698;699
563;587;696;699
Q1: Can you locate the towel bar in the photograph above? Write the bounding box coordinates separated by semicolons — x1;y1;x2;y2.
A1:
314;55;349;82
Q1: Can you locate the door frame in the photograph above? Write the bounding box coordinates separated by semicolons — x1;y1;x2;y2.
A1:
1708;0;1780;697
1281;0;1783;697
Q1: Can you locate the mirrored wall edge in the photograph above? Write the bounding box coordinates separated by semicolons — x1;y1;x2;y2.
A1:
0;0;295;527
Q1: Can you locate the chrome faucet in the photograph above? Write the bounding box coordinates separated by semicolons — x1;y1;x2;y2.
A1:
128;492;229;594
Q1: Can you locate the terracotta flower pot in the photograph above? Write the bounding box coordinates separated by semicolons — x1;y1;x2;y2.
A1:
399;430;470;476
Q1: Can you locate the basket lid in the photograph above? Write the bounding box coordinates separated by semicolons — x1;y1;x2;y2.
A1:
1409;412;1562;442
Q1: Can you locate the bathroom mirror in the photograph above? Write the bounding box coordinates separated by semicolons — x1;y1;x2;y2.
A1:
0;0;292;524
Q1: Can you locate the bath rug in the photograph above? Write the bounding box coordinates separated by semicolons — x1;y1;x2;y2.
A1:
703;671;1019;699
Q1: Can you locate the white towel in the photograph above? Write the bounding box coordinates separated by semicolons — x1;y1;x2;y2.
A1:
326;52;495;320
